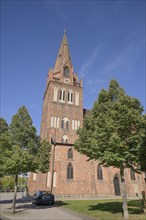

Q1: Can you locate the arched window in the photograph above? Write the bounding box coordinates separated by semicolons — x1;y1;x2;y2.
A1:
61;117;69;130
66;121;69;129
68;148;73;159
114;176;121;196
67;163;73;179
144;172;146;183
61;135;68;143
61;120;64;129
61;138;64;143
68;89;73;103
60;88;65;102
130;169;136;180
97;164;103;180
64;66;70;76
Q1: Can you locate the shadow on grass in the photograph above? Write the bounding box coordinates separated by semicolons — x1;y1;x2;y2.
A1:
128;199;143;207
88;201;144;215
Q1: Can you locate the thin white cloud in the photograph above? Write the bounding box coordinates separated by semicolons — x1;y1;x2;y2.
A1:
87;78;105;86
101;40;143;77
79;45;101;78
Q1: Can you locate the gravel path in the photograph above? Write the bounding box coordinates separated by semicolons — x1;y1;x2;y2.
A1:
0;193;96;220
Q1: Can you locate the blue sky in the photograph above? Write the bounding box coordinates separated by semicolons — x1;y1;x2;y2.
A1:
1;0;145;133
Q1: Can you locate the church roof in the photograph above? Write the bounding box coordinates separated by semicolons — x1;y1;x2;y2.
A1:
54;30;72;72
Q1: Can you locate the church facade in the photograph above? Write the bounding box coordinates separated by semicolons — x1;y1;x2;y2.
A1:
28;32;145;198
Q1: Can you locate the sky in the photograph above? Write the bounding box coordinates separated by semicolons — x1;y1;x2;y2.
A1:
1;0;145;133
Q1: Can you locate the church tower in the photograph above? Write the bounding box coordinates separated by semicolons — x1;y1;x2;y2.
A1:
40;30;83;144
31;31;84;193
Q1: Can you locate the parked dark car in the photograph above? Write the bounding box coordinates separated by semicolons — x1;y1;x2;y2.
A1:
32;191;54;205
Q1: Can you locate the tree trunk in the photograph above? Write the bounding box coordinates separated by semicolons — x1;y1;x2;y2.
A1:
120;165;129;220
11;174;18;213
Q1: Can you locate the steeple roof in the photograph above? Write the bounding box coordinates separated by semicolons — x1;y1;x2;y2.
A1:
54;30;72;72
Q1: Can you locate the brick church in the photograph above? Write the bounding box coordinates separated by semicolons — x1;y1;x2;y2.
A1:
28;31;145;197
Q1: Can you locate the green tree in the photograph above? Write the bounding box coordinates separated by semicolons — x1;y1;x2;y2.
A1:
3;106;39;212
37;139;51;173
2;106;50;212
75;80;145;220
0;118;9;134
0;118;12;177
0;176;15;191
139;114;146;172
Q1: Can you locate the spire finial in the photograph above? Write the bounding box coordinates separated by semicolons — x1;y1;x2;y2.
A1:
64;28;67;34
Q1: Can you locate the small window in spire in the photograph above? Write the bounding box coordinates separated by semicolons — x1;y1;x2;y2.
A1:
64;66;70;76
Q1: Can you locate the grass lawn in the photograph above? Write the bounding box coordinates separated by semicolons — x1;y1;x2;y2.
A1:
56;199;146;220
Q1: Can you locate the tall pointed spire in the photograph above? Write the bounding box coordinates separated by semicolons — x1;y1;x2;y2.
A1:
54;30;72;72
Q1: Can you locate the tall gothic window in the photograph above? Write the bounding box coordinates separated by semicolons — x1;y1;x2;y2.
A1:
64;66;70;76
61;120;64;129
60;88;65;102
130;169;136;180
68;89;73;103
97;164;103;180
61;117;69;130
67;163;73;179
144;172;146;183
66;121;69;129
68;148;73;159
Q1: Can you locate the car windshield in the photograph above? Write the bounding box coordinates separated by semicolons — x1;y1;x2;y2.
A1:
36;191;43;196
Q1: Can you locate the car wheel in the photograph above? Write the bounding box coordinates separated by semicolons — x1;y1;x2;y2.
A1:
51;201;54;205
36;199;40;206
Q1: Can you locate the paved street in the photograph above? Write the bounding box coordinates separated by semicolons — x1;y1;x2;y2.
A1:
0;193;96;220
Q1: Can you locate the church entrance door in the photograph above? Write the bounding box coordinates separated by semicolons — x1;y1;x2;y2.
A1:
114;177;121;196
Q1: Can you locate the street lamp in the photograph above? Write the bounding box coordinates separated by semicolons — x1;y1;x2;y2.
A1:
50;129;56;193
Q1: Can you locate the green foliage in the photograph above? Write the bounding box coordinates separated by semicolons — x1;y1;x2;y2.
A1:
0;106;51;213
10;106;39;154
2;106;39;176
18;176;27;190
75;79;145;170
0;176;15;191
37;140;51;173
0;118;12;177
0;106;51;177
139;114;146;172
0;118;9;134
4;145;37;175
